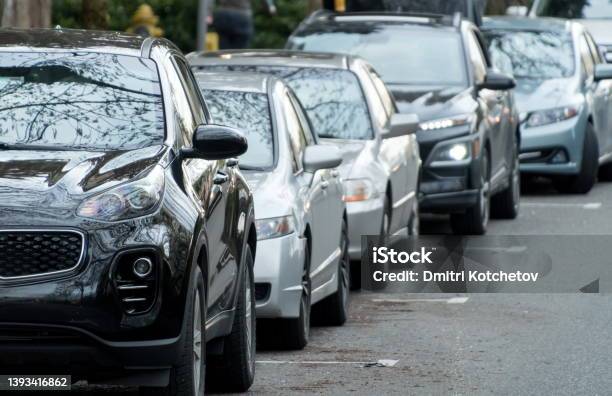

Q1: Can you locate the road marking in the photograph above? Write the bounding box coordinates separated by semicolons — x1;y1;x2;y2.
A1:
523;202;602;210
257;359;399;367
371;297;469;304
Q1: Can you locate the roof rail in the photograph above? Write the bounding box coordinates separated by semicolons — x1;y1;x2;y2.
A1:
307;8;334;22
333;11;460;26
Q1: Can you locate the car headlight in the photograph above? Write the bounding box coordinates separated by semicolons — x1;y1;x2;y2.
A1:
525;106;579;128
256;216;295;240
432;142;471;162
419;114;476;131
77;165;165;221
343;179;376;202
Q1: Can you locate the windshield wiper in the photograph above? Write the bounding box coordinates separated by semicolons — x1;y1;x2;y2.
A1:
0;143;76;151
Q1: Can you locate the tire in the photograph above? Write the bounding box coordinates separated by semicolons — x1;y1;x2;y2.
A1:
277;243;311;350
206;247;256;392
312;218;350;326
450;147;490;235
408;194;420;236
491;136;520;219
553;123;598;194
140;266;206;396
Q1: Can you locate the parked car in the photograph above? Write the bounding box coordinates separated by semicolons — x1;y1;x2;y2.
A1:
288;12;520;234
325;0;485;25
482;17;612;193
194;71;348;349
529;0;612;62
188;50;421;286
0;29;257;394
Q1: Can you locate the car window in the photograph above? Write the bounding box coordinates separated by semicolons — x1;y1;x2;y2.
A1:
484;29;575;79
198;65;375;140
0;52;164;151
579;35;595;77
173;56;208;124
585;33;602;64
466;30;487;84
287;91;317;146
289;26;468;87
535;0;612;18
202;88;274;169
281;92;307;173
357;65;389;130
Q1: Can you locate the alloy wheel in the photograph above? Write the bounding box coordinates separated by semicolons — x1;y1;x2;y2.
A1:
193;289;203;395
245;267;255;376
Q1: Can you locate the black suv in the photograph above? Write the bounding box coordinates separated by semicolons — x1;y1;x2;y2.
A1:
289;12;520;234
0;29;256;394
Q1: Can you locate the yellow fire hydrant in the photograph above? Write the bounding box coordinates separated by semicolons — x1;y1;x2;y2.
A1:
127;4;164;38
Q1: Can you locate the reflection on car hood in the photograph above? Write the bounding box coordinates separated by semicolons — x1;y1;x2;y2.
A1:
243;170;293;219
578;20;612;46
389;85;472;121
0;145;167;210
514;78;579;113
318;138;370;178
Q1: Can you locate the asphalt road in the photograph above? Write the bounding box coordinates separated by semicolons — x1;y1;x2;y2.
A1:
50;177;612;395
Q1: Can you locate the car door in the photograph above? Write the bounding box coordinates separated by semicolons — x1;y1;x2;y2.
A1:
280;91;333;291
171;55;235;318
290;90;344;262
583;32;612;155
466;29;509;187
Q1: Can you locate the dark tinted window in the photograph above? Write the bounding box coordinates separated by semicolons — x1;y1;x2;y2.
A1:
0;52;164;151
484;30;575;79
535;0;612;18
202;89;274;169
346;0;467;13
196;65;373;140
290;27;467;86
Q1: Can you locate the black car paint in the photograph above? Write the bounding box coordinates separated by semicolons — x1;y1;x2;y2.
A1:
0;30;256;382
289;17;519;213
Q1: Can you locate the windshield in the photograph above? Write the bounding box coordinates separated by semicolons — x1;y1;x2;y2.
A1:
484;30;575;79
0;52;164;151
535;0;612;19
203;89;274;168
196;65;373;140
289;27;467;87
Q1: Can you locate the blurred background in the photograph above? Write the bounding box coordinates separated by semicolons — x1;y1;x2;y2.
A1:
0;0;533;52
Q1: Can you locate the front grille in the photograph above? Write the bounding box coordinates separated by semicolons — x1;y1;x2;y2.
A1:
0;230;84;280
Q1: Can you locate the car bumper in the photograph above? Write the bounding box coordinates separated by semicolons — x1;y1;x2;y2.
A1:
254;233;306;319
518;114;586;175
346;197;384;260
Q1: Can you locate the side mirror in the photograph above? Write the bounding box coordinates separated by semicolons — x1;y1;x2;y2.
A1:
478;70;516;91
594;64;612;81
303;145;342;173
382;113;420;139
184;124;248;160
506;6;528;16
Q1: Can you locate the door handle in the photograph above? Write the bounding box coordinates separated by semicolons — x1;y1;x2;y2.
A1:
331;170;340;178
320;180;329;190
213;171;229;185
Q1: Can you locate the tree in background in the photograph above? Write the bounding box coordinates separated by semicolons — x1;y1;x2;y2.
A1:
1;0;52;28
82;0;108;29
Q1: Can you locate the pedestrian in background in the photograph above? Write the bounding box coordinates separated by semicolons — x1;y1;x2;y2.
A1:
208;0;276;49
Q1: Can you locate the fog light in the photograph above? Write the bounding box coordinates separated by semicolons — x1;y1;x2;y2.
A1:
550;150;568;164
448;144;469;161
133;257;153;278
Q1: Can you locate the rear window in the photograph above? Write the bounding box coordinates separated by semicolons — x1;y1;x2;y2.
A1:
0;52;164;151
202;89;274;169
195;65;374;140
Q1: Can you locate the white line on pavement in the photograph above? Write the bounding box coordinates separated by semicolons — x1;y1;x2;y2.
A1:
523;202;602;210
371;297;469;304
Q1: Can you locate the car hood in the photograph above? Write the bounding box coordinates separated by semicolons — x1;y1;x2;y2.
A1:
389;85;473;121
578;20;612;46
513;77;580;114
243;169;293;219
0;145;167;211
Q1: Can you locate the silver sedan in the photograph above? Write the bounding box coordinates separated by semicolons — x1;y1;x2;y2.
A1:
195;71;349;349
188;50;422;288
